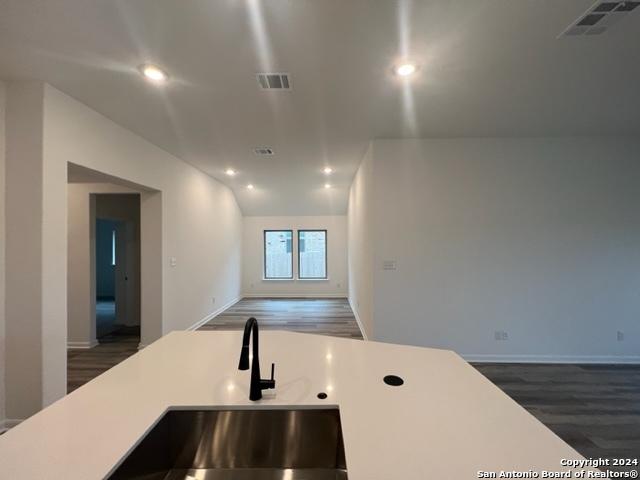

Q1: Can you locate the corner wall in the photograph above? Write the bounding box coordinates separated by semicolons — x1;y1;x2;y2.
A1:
347;145;374;338
349;137;640;362
0;81;6;425
5;82;51;419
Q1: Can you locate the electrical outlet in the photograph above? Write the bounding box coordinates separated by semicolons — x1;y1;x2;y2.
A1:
212;297;216;305
617;331;624;341
337;282;341;288
494;330;508;341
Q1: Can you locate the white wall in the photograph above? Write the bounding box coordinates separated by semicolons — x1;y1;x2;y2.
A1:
4;82;51;420
350;137;640;362
3;82;243;420
242;216;348;297
0;81;6;424
347;146;374;338
44;84;243;336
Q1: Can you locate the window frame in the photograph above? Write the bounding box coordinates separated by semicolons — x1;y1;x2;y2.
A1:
297;229;328;280
263;229;294;280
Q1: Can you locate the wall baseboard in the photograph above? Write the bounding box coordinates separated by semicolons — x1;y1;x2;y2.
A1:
241;293;348;299
462;354;640;364
348;296;368;341
0;418;24;433
186;296;242;331
67;340;99;350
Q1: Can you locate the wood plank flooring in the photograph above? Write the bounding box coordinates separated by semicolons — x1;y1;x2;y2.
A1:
474;363;640;471
199;297;363;339
67;327;140;393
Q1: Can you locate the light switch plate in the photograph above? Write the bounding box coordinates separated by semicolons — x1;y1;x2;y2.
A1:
383;260;397;270
170;257;177;267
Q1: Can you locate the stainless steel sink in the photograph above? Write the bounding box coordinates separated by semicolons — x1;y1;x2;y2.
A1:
108;408;348;480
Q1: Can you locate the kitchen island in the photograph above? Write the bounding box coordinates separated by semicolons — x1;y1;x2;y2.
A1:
0;331;601;479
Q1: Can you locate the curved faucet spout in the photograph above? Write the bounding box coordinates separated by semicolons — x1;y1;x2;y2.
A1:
237;317;275;401
238;317;258;371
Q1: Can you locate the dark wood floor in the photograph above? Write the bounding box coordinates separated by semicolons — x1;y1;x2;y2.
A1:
199;297;363;339
474;363;640;471
67;326;140;393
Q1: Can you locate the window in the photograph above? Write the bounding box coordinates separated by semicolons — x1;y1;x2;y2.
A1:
111;230;116;266
298;230;327;279
264;230;293;279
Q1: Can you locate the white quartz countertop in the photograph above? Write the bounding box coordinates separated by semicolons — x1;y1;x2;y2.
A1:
0;331;598;479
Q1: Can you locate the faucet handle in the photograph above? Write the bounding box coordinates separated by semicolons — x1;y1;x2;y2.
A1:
260;363;276;390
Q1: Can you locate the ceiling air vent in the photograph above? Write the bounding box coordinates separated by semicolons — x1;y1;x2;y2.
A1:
560;1;640;36
254;147;274;156
256;73;291;90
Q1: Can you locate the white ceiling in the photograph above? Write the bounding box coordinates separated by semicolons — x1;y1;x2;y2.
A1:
1;0;639;215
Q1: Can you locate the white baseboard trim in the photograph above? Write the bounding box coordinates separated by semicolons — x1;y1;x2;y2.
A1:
186;296;242;331
67;340;99;350
241;293;348;299
348;297;368;341
0;418;24;432
462;354;640;364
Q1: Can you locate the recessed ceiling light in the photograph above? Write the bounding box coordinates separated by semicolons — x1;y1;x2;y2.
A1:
324;183;331;189
225;168;236;176
247;184;254;190
139;64;168;83
394;63;417;77
323;167;333;175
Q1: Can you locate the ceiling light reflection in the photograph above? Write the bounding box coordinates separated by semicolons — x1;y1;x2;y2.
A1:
395;63;417;77
139;64;168;83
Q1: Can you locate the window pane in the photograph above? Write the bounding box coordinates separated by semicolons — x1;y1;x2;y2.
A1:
298;230;327;279
264;231;293;278
111;230;116;266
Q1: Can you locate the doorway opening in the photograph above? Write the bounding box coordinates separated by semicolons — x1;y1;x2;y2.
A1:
94;194;141;348
96;218;119;338
66;163;162;393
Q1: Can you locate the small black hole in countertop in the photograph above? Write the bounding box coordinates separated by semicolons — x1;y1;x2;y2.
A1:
383;375;404;386
317;392;328;399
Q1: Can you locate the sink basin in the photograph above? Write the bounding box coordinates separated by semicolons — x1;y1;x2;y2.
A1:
108;408;348;479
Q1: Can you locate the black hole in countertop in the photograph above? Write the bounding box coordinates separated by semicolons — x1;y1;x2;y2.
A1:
317;392;328;399
383;375;404;386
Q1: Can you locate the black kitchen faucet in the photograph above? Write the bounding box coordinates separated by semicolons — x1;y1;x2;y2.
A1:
238;317;276;401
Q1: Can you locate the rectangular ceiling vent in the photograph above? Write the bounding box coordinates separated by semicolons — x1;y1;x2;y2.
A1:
254;147;275;156
256;73;291;90
560;1;640;37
